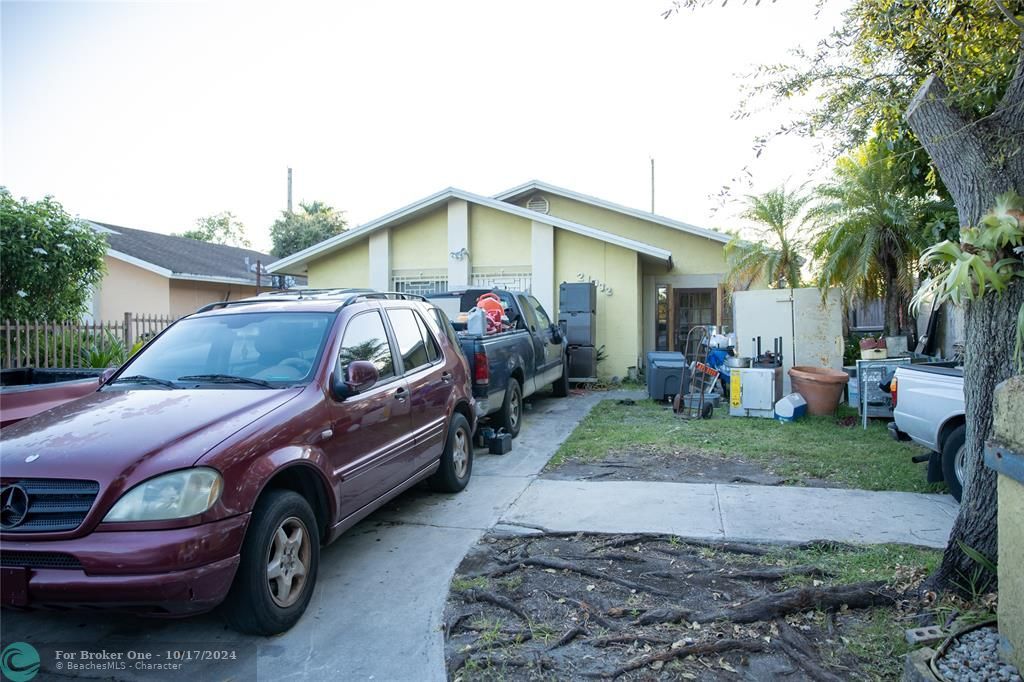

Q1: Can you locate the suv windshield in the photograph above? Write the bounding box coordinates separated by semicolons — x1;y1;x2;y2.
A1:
110;311;334;388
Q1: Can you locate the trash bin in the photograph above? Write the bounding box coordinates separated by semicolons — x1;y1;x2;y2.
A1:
646;351;689;401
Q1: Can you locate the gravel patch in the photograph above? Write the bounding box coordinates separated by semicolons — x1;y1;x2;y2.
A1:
936;626;1021;682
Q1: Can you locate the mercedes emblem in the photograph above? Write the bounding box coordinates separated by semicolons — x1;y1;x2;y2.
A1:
0;484;30;530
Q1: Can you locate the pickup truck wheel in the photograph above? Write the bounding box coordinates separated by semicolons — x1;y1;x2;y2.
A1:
941;424;966;503
498;378;523;438
430;412;473;493
222;490;320;635
552;357;570;398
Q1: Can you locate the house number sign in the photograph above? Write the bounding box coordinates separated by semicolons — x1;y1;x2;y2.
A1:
576;272;613;296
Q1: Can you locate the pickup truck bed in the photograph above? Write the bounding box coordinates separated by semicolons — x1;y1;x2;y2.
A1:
429;289;568;438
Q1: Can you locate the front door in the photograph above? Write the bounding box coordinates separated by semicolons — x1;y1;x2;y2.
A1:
675;288;717;361
324;309;412;514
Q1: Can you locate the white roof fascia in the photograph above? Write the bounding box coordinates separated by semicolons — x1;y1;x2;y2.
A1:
266;186;457;273
169;274;259;286
106;249;173;277
493;180;730;244
451;189;672;263
266;186;672;274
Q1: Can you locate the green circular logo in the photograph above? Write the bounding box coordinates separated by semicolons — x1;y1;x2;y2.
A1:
1;643;39;682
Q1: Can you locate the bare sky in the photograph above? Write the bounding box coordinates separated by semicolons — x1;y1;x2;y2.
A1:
2;0;846;253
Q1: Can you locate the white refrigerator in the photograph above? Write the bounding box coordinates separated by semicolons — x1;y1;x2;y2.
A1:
731;287;845;395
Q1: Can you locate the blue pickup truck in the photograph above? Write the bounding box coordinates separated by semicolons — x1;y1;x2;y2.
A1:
427;289;568;437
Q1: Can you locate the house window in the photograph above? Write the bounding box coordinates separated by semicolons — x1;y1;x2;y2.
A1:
392;269;448;296
471;267;532;292
655;285;669;351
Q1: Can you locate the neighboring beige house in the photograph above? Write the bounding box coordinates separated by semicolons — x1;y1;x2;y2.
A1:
88;222;302;321
267;180;733;377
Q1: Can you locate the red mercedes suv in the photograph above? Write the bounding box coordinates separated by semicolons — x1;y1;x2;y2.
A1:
0;290;475;634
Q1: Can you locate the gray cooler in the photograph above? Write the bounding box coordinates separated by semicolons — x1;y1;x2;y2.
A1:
559;282;597;314
646;351;689;401
560;311;596;346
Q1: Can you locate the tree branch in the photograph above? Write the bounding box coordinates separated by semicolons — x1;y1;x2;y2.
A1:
905;75;1002;225
993;36;1024;138
993;0;1024;32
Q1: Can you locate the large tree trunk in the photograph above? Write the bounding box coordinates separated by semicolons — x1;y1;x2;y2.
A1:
904;41;1024;590
881;254;909;338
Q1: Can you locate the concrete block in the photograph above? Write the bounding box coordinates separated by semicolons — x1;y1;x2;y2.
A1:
905;626;946;646
902;647;940;682
993;375;1024;449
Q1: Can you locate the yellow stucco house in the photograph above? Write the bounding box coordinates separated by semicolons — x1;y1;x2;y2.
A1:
267;181;732;377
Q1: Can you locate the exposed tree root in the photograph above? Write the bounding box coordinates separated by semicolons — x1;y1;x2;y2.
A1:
592;638;769;678
548;625;587;650
449;631;533;672
444;611;474;638
462;589;531;623
638;581;895;625
588;633;675;648
640;564;829;583
589;534;649;551
561;552;645;563
523;556;677;598
776;620;847;682
543;590;617;630
466;652;553;671
657;540;776;556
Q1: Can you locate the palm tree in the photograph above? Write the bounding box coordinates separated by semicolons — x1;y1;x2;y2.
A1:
808;140;953;336
725;186;810;290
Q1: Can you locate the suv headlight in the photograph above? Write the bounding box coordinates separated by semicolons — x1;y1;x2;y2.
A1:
104;468;223;522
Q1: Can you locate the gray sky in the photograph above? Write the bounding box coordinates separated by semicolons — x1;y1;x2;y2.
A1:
2;0;845;253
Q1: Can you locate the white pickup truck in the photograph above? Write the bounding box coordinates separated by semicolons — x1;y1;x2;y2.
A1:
889;363;966;501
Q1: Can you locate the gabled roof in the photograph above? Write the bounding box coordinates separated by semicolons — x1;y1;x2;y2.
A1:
89;221;303;286
266;187;673;274
493;179;731;244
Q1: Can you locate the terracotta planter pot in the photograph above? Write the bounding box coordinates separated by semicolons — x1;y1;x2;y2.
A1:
788;366;849;416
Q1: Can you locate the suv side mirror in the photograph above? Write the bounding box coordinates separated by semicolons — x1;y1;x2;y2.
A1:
98;368;117;386
550;324;563;344
331;360;379;401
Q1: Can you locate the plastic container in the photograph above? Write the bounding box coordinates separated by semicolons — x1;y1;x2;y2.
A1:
466;307;487;336
860;347;888;360
775;393;808;422
788;366;849;415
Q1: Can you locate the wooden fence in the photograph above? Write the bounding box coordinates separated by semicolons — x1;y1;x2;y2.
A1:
0;313;176;369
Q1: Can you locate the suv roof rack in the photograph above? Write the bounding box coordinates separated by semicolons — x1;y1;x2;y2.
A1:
194;289;427;314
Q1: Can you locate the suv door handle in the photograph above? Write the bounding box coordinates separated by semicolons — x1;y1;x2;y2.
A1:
394;387;408;403
441;371;453;384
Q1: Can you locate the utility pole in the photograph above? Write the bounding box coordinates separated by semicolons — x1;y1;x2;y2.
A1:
650;157;655;213
287;167;293;214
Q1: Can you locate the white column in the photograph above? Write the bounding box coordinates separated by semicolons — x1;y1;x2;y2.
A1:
368;228;390;291
531;220;554;313
447;199;470;287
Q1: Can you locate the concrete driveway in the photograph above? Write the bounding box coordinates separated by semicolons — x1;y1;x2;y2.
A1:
3;390;621;682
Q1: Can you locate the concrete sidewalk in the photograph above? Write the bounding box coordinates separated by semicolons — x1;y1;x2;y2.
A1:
500;478;959;548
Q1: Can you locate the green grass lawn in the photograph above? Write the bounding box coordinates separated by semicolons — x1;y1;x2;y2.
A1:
550;399;946;493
